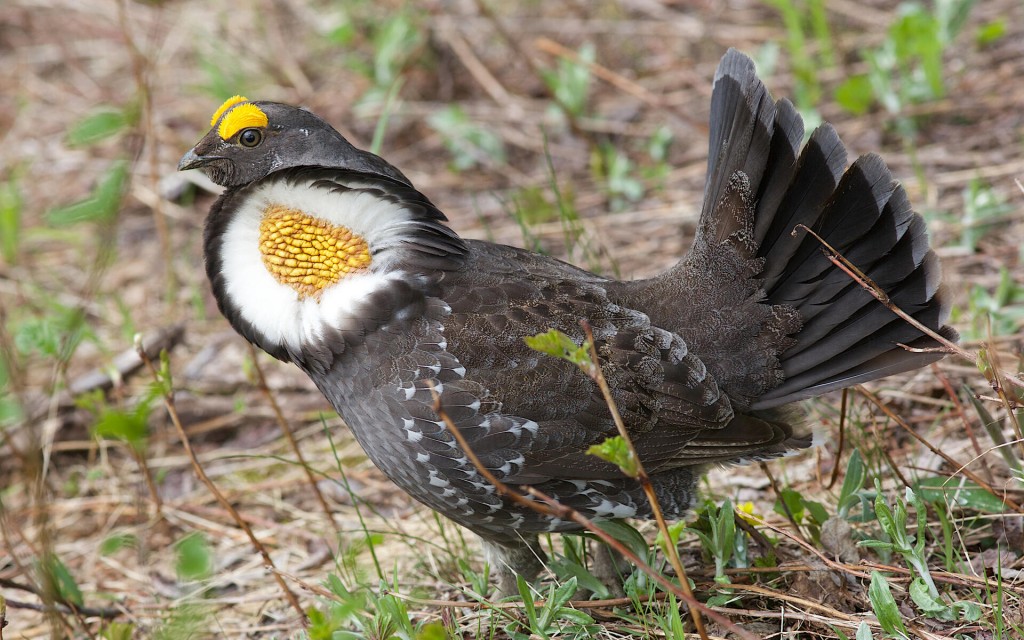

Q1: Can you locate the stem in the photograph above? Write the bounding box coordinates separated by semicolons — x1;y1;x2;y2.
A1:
135;339;307;624
428;386;756;640
578;321;708;639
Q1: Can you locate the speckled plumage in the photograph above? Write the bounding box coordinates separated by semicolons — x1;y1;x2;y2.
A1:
182;50;956;594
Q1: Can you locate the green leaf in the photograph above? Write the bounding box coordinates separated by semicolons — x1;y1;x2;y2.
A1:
914;476;1008;513
13;303;93;360
100;622;135;640
855;621;874;640
774;487;806;523
542;42;595;118
416;622;448;640
835;74;874;115
39;553;84;607
546;556;609;599
838;449;867;512
100;532;137;556
586;435;637;477
47;160;128;226
0;174;22;264
868;572;910;639
92;406;150;449
976;19;1007;45
175;532;213;581
594;520;649;560
516;573;538;625
428;105;506;172
952;599;982;621
549;576;577;609
909;577;949;615
524;329;593;371
67;107;133;147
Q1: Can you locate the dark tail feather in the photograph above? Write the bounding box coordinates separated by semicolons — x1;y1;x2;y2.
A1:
699;50;956;410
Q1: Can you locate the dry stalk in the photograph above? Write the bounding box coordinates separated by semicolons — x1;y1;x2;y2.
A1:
427;388;756;640
248;345;339;535
758;461;810;545
976;337;1024;460
134;338;307;624
116;0;172;298
577;320;707;639
793;223;1024;397
794;223;1024;481
533;36;704;131
857;386;1024;513
825;388;849;490
932;365;994;484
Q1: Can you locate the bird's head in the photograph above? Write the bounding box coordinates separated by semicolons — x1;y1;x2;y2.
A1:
178;95;409;187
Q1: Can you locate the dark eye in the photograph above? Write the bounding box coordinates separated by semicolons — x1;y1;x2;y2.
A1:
238;128;262;147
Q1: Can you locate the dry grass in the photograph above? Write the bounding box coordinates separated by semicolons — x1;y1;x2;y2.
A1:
2;0;1024;638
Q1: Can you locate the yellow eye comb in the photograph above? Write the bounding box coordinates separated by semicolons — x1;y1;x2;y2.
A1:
210;95;247;127
217;103;268;141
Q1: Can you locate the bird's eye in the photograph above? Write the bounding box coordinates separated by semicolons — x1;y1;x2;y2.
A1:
238;128;262;147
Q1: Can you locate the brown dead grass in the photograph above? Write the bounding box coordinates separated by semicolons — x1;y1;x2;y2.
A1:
2;0;1024;638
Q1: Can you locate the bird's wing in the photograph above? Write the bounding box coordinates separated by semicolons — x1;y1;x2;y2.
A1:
432;241;796;483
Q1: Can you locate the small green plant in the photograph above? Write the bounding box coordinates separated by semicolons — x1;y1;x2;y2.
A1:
959;177;1013;252
590;143;644;211
834;0;974;133
0;171;22;265
860;481;982;622
347;9;425;112
100;621;135;640
688;500;738;588
77;386;156;454
763;0;835;115
546;534;613;599
175;531;214;582
959;267;1024;339
66;103;139;148
541;43;595;121
836;449;871;521
975;18;1007;46
311;576;446;640
428;105;506;171
507;576;598;639
773;486;830;544
37;552;84;609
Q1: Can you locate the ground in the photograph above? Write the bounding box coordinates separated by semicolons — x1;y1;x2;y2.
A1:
1;0;1023;638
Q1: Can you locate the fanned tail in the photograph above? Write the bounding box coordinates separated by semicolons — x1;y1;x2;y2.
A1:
629;49;956;414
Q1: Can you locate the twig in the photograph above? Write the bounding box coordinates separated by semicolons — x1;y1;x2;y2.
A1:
578;320;708;639
427;388;757;640
977;338;1024;461
248;345;339;535
933;365;994;484
825;388;848;490
134;338;307;624
857;386;1024;514
116;0;173;300
792;223;1024;392
533;37;704;131
758;462;809;545
2;596;122;621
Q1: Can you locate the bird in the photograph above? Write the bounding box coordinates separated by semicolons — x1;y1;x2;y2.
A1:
179;49;956;596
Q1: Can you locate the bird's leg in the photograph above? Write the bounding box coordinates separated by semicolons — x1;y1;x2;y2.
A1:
481;534;547;597
589;540;627;598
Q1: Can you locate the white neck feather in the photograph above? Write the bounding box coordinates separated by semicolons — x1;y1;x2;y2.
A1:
213;176;428;355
